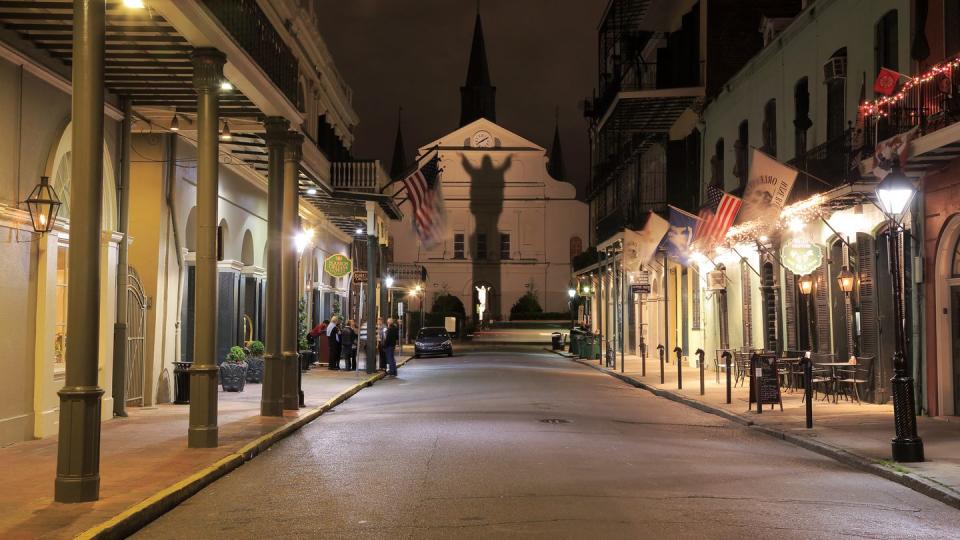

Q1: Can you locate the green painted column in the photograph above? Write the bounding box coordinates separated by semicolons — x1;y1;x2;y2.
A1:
188;48;226;448
261;117;288;417
281;132;304;410
55;0;106;503
112;97;132;418
365;202;379;374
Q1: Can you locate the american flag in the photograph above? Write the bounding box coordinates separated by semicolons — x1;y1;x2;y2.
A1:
694;185;741;249
401;151;446;247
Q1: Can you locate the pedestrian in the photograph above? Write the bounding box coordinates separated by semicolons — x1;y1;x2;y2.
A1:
376;316;387;371
341;319;357;371
384;317;399;376
327;316;341;370
311;319;329;366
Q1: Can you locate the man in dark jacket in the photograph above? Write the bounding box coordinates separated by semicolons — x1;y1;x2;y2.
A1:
383;317;399;376
327;316;341;370
341;319;357;371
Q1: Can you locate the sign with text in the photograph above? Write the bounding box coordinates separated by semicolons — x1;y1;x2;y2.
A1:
707;270;726;291
323;254;353;278
748;353;783;411
781;240;824;276
738;150;797;225
352;270;368;283
631;284;651;294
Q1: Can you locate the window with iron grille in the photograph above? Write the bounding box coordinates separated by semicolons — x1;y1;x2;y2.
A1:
454;233;464;259
500;233;511;260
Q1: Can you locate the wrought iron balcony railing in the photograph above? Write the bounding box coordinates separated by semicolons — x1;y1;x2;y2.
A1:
203;0;300;110
862;58;960;155
786;128;854;198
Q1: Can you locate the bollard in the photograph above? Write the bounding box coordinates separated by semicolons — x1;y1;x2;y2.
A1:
674;347;683;390
803;351;813;428
641;343;646;377
657;344;665;384
696;349;705;396
754;354;762;415
722;351;732;404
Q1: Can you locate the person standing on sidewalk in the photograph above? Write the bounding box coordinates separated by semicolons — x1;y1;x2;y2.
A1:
327;316;341;370
376;316;387;371
341;319;357;371
384;317;399;376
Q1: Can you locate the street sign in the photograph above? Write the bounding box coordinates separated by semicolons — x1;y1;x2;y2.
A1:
631;284;651;294
398;302;404;316
323;254;352;278
352;270;368;283
637;270;650;286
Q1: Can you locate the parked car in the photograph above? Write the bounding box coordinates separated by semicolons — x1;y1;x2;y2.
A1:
414;327;453;358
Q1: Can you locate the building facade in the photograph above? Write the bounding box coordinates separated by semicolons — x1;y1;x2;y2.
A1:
387;14;588;321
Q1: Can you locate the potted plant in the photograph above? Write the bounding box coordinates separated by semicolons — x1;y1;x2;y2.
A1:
245;340;265;383
220;345;248;392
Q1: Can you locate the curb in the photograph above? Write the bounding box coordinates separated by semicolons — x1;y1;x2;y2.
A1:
556;352;960;511
77;360;410;540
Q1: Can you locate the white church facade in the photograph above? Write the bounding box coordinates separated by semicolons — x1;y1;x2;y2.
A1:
386;13;587;322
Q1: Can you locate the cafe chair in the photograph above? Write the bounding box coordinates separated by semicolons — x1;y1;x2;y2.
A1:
734;352;752;387
714;349;732;384
837;356;874;405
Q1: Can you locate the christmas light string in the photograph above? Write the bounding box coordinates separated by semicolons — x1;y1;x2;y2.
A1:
859;55;960;116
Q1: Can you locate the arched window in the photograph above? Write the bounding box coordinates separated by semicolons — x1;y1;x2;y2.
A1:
952;233;960;277
734;121;749;189
48;121;118;231
875;10;898;74
826;48;848;141
710;138;724;188
217;222;227;262
184;207;197;252
240;229;255;266
762;99;777;157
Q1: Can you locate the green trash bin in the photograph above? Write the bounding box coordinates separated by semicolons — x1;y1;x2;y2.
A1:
570;330;581;356
579;334;592;359
590;335;601;360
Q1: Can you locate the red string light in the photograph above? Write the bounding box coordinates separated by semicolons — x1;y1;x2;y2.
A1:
859;57;960;116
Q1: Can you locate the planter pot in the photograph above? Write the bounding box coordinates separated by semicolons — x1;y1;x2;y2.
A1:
245;355;265;383
220;361;248;392
299;350;315;371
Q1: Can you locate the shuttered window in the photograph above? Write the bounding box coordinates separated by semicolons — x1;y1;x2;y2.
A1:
741;260;753;348
783;270;798;350
813;260;832;354
857;232;879;358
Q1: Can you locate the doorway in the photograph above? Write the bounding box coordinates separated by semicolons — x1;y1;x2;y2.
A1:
952;287;960;415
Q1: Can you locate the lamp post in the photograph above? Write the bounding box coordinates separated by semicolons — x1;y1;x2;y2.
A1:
24;176;62;233
876;165;924;462
568;287;576;328
836;265;856;357
798;274;814;351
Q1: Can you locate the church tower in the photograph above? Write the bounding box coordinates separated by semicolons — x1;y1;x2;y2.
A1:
547;111;567;180
459;12;496;126
389;107;408;179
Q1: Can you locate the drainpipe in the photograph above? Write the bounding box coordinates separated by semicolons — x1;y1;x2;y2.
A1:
112;98;131;417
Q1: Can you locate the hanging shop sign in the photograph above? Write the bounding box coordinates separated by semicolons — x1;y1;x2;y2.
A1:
631;284;651;294
323;254;353;278
636;270;651;286
352;270;368;283
707;270;726;291
781;240;823;276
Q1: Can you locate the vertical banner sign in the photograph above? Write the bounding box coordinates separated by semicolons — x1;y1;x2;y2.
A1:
623;211;670;280
738;149;798;224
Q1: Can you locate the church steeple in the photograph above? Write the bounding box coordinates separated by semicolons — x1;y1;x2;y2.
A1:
547;109;566;180
390;107;408;179
459;11;496;126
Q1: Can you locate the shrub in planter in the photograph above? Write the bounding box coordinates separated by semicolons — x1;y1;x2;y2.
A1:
245;340;265;383
220;345;248;392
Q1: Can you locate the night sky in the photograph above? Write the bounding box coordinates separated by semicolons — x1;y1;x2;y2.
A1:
315;0;607;197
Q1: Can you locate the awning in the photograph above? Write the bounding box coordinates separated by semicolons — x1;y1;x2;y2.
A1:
596;87;704;133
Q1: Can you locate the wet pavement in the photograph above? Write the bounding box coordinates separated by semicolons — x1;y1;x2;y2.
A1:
135;349;960;539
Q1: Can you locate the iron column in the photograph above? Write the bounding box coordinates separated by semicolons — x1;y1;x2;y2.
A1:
281;132;304;410
261;117;289;416
187;48;225;448
365;202;379;374
55;0;106;503
112;97;132;417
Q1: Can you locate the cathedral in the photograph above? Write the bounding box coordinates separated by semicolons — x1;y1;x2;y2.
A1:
387;13;588;322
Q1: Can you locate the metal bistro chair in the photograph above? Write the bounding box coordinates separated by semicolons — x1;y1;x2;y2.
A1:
810;352;837;402
837;356;875;404
714;349;732;384
734;351;752;388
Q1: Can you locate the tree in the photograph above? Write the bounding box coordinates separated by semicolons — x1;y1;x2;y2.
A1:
431;293;466;317
510;290;543;316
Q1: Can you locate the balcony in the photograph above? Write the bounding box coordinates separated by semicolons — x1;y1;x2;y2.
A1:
331;160;387;193
786;129;854;201
202;0;300;110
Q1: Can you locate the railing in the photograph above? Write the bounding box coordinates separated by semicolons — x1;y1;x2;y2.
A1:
317;115;351;162
592;59;704;122
862;60;960;155
786;129;853;198
386;263;425;281
203;0;300;109
331;160;384;193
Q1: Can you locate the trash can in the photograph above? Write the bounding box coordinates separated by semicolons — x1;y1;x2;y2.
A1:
173;361;191;404
551;332;562;350
570;327;583;355
579;334;592;359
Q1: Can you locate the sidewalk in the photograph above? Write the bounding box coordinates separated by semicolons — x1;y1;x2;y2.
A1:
0;354;408;539
552;348;960;510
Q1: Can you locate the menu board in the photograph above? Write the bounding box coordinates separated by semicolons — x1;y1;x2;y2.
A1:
748;354;783;411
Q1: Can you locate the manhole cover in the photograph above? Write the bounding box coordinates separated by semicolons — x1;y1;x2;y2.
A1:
539;418;571;424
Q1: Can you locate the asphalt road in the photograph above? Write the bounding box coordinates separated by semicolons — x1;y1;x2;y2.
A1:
135;350;960;539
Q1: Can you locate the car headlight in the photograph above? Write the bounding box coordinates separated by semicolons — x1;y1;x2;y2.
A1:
442;340;452;347
415;341;424;347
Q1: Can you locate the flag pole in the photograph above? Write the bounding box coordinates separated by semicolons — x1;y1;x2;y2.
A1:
381;145;441;192
731;245;761;278
751;146;834;189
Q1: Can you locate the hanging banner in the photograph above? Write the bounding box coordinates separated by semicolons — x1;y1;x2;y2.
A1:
738;149;798;225
623;211;669;278
707;270;726;291
781;239;823;276
323;254;353;278
659;206;700;264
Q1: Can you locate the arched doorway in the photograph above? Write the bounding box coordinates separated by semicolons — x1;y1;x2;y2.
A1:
935;214;960;415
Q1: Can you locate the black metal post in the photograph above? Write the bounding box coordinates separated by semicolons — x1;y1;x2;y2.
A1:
674;346;683;390
803;353;813;429
888;223;924;462
641;342;646;377
722;351;732;404
696;349;705;396
754;355;762;415
657;344;664;384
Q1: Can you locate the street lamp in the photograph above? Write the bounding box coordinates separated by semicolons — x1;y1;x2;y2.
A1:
568;287;576;327
836;266;856;357
875;165;924;462
798;274;814;352
25;176;62;234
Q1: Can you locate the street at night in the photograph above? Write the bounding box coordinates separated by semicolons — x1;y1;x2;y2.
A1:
134;350;960;539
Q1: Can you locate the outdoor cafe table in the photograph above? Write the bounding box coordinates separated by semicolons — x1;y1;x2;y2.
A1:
816;362;853;403
777;357;802;391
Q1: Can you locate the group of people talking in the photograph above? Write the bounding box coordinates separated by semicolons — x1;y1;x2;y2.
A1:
308;316;399;376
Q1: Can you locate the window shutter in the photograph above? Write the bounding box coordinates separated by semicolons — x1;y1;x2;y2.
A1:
741;260;753;348
813;259;832;353
857;232;879;357
783;270;798;350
